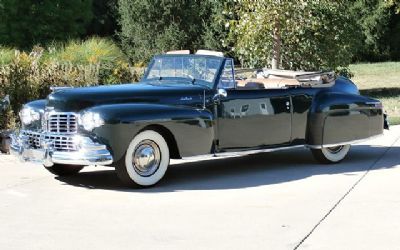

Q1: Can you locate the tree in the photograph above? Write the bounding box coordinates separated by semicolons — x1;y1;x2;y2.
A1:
202;1;232;54
0;0;93;49
386;0;400;12
350;0;400;61
86;0;118;37
228;0;360;71
118;0;223;64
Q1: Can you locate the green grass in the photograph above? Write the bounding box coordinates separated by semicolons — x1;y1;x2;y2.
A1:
389;116;400;126
350;61;400;125
350;62;400;90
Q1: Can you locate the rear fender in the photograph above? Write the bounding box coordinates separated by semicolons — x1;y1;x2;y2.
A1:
307;92;383;147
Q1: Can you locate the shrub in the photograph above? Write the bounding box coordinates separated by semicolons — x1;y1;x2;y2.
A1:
0;47;15;65
2;51;41;114
45;37;126;65
0;38;144;130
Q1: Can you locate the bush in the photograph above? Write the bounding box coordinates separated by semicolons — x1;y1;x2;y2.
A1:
46;37;126;65
0;38;144;130
0;47;15;65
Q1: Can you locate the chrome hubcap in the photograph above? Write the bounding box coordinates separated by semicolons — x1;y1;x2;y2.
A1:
326;146;344;154
132;140;161;177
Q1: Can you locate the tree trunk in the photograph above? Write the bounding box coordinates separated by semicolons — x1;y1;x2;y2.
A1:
271;17;281;69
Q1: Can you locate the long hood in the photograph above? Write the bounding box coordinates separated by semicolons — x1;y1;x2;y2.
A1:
47;82;208;112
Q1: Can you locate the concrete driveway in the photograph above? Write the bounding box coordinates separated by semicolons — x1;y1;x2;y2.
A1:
0;126;399;250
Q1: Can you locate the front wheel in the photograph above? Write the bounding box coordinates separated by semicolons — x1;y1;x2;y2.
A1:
44;164;84;176
311;145;351;164
115;130;170;187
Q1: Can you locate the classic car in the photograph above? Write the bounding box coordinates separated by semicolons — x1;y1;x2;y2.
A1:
10;50;387;187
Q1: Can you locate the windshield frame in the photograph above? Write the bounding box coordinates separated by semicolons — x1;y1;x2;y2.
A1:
142;54;226;89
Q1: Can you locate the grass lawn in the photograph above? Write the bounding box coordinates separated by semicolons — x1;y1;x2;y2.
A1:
350;62;400;90
350;62;400;125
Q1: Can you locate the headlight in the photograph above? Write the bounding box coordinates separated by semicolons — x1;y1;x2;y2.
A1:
19;107;40;125
80;112;104;131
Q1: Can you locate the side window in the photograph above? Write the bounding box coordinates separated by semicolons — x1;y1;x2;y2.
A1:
218;59;235;89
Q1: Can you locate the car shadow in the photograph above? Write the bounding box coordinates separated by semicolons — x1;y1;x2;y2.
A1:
55;144;400;192
360;87;400;98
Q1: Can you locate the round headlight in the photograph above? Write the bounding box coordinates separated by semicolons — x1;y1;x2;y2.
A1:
80;112;104;131
19;107;40;125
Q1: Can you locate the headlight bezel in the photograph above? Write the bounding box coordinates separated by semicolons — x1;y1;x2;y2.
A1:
79;111;105;131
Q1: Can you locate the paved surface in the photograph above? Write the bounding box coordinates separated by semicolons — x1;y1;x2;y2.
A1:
0;126;399;250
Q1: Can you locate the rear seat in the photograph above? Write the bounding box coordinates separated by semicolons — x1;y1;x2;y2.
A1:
236;78;300;89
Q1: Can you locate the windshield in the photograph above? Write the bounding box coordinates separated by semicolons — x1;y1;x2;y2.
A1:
144;55;224;88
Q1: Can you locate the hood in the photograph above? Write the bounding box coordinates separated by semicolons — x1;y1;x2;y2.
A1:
47;82;209;112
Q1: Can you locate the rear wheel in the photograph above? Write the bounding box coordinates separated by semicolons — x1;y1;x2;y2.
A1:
311;145;351;164
115;130;170;187
44;164;84;176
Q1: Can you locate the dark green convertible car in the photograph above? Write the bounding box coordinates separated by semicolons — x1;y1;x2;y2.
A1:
11;50;387;187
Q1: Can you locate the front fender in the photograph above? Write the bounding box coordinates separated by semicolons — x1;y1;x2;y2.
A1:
307;92;383;146
85;104;215;163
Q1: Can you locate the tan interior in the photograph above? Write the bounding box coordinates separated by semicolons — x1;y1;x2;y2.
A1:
236;78;301;89
234;69;336;89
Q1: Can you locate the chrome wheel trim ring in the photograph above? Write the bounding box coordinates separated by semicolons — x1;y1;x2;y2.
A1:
326;146;344;154
132;140;161;177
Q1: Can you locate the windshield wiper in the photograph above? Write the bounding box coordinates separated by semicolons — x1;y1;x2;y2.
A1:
181;73;196;83
192;81;212;89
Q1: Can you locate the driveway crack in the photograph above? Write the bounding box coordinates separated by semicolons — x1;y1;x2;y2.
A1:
293;135;400;250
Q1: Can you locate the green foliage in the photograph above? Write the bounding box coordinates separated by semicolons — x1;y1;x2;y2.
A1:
350;0;400;62
0;39;143;130
0;0;93;49
0;47;15;65
202;1;232;53
87;0;118;37
99;62;143;85
229;0;360;71
350;0;392;61
388;15;400;59
386;0;400;12
0;107;16;131
45;37;126;65
117;0;223;64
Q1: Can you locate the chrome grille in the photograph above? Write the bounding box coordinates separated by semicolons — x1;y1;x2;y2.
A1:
25;132;41;149
22;131;78;152
47;113;78;133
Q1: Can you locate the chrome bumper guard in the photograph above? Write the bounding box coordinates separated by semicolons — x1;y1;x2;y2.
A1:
10;131;113;167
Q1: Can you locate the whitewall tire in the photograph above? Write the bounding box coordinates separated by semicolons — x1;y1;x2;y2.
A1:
311;145;351;164
116;130;170;187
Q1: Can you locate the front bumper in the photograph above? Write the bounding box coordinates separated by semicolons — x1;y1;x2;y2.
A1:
10;131;113;167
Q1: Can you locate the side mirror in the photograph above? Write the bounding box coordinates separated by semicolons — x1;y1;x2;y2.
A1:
214;89;227;102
